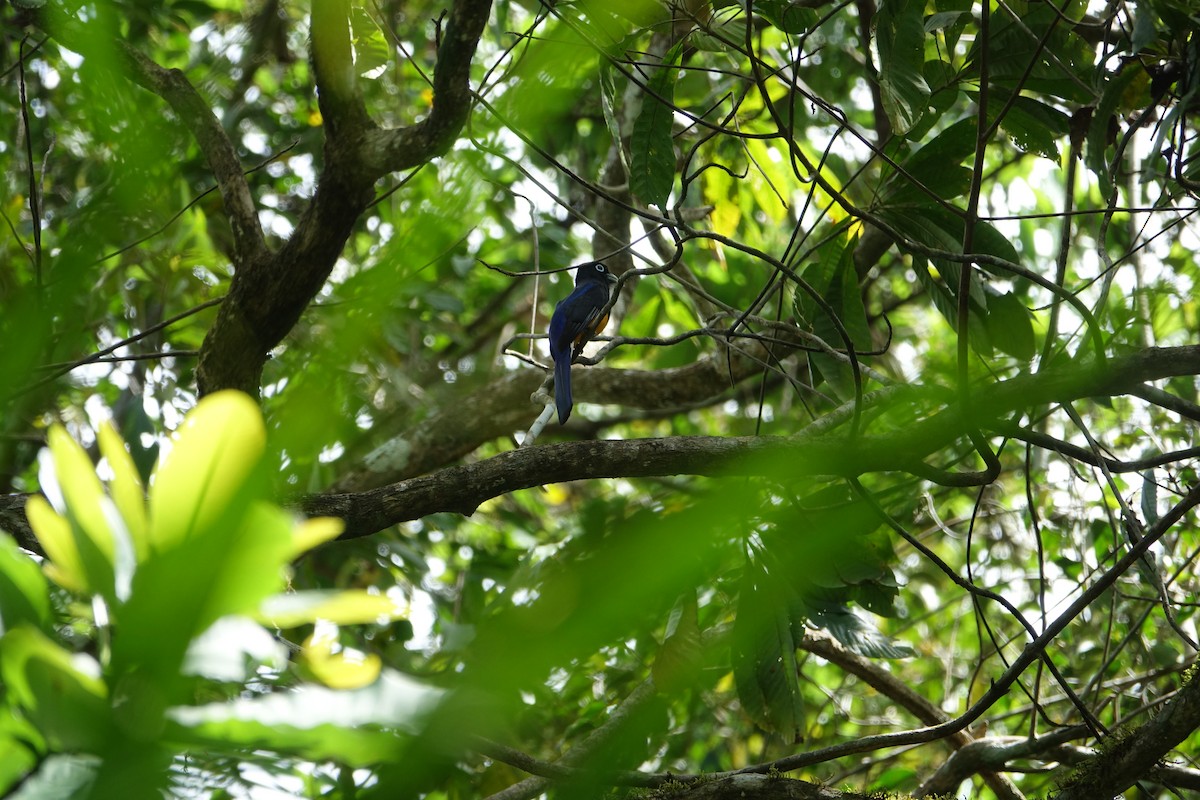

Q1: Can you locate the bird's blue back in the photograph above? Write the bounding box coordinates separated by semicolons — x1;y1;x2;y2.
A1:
548;265;615;423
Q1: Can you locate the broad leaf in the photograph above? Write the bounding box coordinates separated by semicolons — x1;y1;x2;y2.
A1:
985;290;1036;362
260;590;405;628
0;627;111;752
731;558;804;741
877;0;932;136
795;231;870;398
167;670;444;765
0;733;38;797
147;390;266;552
25;496;86;595
806;606;914;659
300;628;383;689
882;117;977;204
758;0;819;33
998;93;1070;160
630;42;683;206
0;537;51;635
31;428;120;600
98;422;148;557
1087;67;1140;197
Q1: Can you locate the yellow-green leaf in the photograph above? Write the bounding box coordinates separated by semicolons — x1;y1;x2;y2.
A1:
260;590;405;628
288;516;345;560
98;421;148;557
47;426;115;565
0;627;111;752
300;629;382;689
630;42;683;207
26;496;86;594
0;536;52;634
148;391;266;552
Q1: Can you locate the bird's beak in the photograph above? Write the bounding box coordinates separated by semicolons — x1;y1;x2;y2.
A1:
606;271;619;284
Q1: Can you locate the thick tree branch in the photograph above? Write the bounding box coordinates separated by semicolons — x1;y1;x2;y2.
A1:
118;46;270;267
8;345;1200;551
358;0;492;173
305;346;1200;538
1048;743;1200;791
0;493;38;555
1054;667;1200;799
311;0;371;140
661;775;871;800
918;729;1088;796
197;0;494;394
332;333;798;492
36;0;494;396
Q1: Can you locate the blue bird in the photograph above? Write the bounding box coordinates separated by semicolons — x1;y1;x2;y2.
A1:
548;262;619;424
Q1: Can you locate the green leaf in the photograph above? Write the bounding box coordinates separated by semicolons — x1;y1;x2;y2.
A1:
924;10;970;32
147;390;266;553
795;231;870;398
731;559;804;741
909;255;993;356
599;64;630;177
652;594;702;692
1141;471;1159;525
114;501;294;696
876;0;932;135
757;0;819;33
39;426;119;600
905;66;962;140
0;627;112;752
105;393;299;713
933;0;972;51
877;203;1021;280
0;537;51;635
259;590;406;628
300;627;383;689
1088;67;1140;197
661;287;702;334
692;17;749;52
166;670;444;766
997;94;1070;160
97;422;148;555
806;606;914;659
882;117;977;204
985;291;1036;362
0;709;41;795
5;755;101;800
24;496;86;595
630;43;683;207
1131;9;1159;54
351;7;391;78
968;4;1093;104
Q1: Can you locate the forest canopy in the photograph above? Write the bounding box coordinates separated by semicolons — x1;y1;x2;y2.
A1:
2;0;1200;798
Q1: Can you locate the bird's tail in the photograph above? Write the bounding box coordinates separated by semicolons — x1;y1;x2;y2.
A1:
554;355;573;424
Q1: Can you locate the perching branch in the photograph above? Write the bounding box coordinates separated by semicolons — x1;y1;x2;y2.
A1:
305;345;1200;538
331;326;802;492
